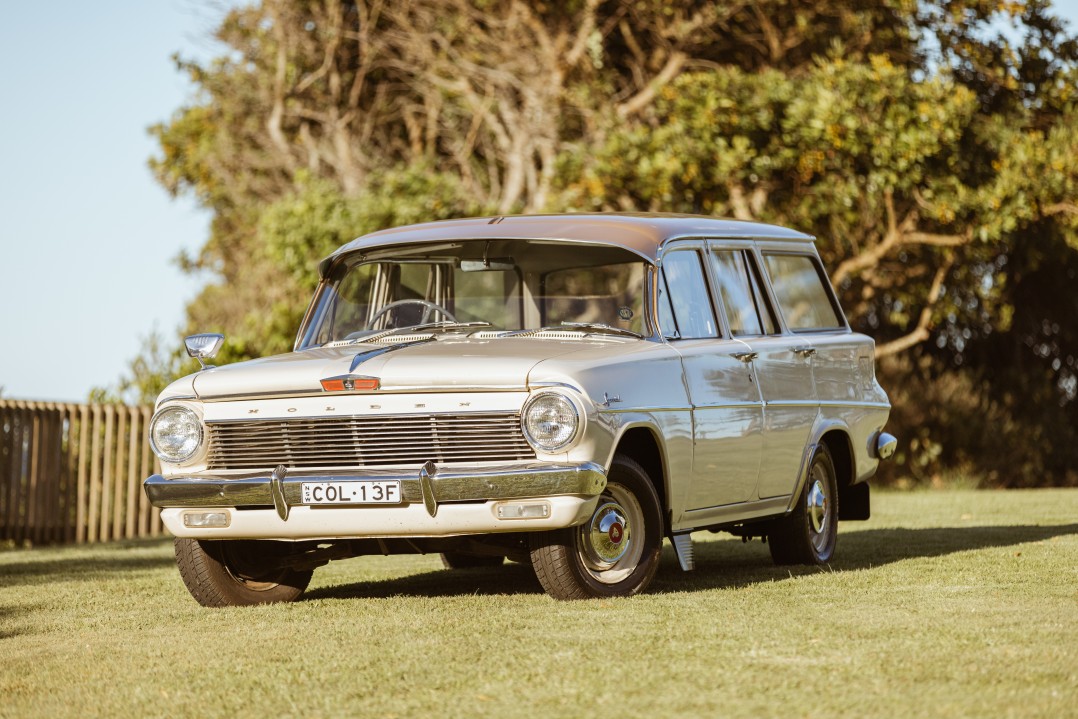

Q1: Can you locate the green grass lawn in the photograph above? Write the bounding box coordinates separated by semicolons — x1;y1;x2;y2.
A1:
1;489;1076;719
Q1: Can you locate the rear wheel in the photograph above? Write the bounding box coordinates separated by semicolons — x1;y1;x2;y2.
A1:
769;444;839;566
440;552;505;569
174;538;313;607
530;455;663;600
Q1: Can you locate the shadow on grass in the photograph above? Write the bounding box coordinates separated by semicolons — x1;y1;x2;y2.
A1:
654;523;1078;593
304;561;544;600
0;604;31;639
305;523;1078;601
0;539;175;588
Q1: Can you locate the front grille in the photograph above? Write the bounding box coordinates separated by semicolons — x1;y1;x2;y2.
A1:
205;413;536;470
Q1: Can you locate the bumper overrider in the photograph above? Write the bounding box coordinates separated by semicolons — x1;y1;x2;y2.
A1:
145;462;607;540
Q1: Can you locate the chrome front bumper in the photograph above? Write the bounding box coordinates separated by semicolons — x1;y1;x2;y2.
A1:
145;462;606;514
145;462;607;540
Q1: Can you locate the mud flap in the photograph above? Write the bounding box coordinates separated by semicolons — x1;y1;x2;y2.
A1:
838;481;870;521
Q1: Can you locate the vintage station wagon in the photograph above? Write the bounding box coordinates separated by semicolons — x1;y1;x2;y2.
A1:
144;214;896;605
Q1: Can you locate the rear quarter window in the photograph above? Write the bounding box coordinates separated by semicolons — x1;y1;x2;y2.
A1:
762;253;844;331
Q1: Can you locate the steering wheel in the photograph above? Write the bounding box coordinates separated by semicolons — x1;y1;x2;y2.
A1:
365;299;457;330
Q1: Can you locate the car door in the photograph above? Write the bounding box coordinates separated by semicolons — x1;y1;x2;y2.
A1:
659;244;763;510
706;244;818;500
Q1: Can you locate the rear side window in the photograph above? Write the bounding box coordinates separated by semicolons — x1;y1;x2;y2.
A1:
763;254;843;330
661;251;718;339
710;249;778;336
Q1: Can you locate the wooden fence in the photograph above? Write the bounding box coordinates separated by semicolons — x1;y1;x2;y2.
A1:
0;400;165;545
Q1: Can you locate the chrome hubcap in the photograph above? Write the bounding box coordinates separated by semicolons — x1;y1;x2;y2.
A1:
807;479;827;534
583;502;631;567
578;483;645;584
805;465;832;554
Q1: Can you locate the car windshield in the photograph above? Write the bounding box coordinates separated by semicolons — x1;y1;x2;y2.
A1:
297;239;649;348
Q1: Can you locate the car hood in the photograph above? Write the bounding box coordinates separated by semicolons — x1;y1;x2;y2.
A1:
189;335;634;398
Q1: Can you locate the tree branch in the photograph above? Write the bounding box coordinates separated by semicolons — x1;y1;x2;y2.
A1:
564;0;601;68
615;51;688;118
904;231;972;246
875;254;954;358
266;6;296;168
1044;201;1078;216
830;191;916;287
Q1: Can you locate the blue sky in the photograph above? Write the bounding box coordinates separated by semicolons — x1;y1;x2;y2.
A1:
0;1;225;402
1;1;1077;403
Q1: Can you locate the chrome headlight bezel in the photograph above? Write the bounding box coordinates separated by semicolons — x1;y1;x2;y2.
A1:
521;391;584;453
149;405;204;464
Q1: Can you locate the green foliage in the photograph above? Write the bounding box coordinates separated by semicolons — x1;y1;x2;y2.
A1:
127;0;1078;485
262;168;490;294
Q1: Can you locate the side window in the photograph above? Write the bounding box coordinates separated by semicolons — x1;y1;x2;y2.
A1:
710;249;778;336
763;254;843;330
660;251;718;339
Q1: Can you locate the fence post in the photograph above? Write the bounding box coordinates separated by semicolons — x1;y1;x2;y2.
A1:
138;407;153;538
112;407;127;539
0;404;8;540
87;405;102;543
125;406;140;539
76;405;90;543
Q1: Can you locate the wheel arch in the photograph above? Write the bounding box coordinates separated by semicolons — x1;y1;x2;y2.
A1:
815;424;870;521
818;427;855;490
607;422;669;523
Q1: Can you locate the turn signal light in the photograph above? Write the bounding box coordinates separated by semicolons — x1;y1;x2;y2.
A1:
494;501;552;520
182;511;231;528
320;376;380;392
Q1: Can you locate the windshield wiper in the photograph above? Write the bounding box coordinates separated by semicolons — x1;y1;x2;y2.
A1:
353;321;492;344
558;322;644;339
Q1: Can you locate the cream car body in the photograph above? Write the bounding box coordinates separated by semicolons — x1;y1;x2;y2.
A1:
146;214;895;604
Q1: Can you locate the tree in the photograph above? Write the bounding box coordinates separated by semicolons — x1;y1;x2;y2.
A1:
133;0;1078;485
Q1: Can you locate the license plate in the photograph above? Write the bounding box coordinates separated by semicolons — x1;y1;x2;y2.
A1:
300;481;402;505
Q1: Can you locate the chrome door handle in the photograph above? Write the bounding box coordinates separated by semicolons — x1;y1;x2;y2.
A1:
793;347;817;358
731;351;758;362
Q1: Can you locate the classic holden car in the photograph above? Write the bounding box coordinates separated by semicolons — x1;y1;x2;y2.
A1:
145;213;896;606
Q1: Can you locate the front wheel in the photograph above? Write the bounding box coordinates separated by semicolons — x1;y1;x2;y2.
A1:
174;538;313;607
530;455;664;600
768;444;839;566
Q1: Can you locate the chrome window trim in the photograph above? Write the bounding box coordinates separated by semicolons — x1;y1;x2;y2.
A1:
657;244;723;340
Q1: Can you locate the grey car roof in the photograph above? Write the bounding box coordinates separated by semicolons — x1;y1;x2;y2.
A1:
320;213;815;275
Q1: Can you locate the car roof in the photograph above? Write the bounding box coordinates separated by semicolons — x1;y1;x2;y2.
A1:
320;213;815;275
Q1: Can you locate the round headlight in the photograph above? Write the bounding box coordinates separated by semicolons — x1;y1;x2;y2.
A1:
522;393;580;452
149;406;203;463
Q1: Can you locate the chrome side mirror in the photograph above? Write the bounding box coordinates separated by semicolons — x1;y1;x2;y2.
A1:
185;333;225;370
